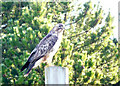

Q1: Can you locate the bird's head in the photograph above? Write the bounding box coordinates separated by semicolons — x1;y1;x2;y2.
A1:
50;23;65;35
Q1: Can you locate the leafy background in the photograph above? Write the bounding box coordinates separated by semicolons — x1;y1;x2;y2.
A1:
1;1;119;85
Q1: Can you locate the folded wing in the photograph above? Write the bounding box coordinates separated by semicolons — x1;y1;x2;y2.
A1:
21;33;58;76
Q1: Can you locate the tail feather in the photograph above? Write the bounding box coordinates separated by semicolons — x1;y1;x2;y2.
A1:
21;57;41;77
21;59;39;77
21;61;30;71
24;62;35;77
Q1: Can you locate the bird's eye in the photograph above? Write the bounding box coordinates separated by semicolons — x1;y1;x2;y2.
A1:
59;24;63;27
58;24;63;28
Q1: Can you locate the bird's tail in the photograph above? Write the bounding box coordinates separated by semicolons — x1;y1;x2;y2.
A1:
21;61;30;71
21;61;35;77
24;63;35;77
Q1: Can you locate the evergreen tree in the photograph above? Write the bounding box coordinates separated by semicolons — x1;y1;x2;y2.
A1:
1;1;119;85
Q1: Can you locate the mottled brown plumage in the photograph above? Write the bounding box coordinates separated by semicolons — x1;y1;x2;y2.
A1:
21;23;65;77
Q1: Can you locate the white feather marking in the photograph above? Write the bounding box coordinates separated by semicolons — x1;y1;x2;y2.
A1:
33;58;43;68
46;32;63;64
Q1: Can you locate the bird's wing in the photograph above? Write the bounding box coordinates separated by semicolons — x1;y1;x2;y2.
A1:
27;33;58;63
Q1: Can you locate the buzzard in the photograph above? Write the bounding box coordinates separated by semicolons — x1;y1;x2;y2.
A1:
21;23;65;77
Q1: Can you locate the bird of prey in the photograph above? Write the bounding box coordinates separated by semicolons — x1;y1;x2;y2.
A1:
21;23;65;77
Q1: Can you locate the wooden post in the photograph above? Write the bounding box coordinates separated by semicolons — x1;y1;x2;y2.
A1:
45;66;69;85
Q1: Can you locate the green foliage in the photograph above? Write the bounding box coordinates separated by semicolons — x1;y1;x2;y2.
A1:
1;1;119;85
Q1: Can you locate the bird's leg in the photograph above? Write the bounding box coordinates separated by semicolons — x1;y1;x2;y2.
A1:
45;58;54;68
47;62;54;66
45;63;54;69
48;57;54;66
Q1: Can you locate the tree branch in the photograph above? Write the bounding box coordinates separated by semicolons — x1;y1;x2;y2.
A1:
65;7;89;26
67;28;90;39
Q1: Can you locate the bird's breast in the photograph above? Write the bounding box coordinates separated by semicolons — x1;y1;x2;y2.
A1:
48;35;62;59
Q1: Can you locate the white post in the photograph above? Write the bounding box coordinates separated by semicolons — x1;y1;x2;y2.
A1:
45;66;69;85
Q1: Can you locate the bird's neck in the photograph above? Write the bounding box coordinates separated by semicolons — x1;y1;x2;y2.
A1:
51;31;63;37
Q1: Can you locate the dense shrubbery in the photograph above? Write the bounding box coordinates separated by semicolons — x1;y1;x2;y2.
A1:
1;1;119;85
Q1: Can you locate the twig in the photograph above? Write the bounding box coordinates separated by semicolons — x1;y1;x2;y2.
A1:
65;7;89;26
